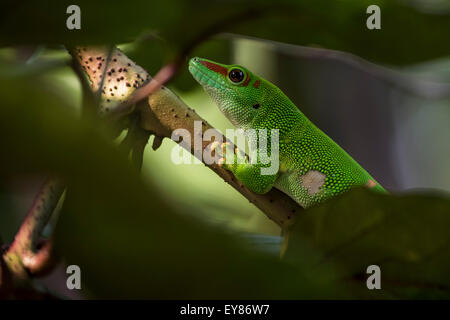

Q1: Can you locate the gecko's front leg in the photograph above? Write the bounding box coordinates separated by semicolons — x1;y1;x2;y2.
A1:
212;141;278;194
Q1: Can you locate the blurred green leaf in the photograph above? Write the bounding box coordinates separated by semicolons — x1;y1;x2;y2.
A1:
1;36;450;299
122;37;231;91
0;70;344;299
1;0;449;65
0;58;68;78
286;188;450;298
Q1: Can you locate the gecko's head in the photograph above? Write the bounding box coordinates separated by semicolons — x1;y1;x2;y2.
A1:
189;57;276;128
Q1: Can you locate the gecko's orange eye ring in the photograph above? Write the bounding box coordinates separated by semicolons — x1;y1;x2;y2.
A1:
228;68;245;83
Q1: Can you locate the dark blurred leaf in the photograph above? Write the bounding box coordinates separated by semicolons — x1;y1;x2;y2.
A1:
0;188;17;242
0;72;343;299
0;0;449;65
0;58;68;78
123;37;231;91
286;188;450;298
2;42;450;299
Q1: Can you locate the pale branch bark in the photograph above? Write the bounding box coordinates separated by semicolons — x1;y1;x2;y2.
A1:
94;45;114;103
140;86;301;228
75;45;303;228
2;178;64;281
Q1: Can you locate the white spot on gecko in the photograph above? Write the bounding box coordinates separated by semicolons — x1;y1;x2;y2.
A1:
366;179;376;188
301;170;326;195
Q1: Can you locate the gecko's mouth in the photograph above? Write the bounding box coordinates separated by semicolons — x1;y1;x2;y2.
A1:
189;61;229;91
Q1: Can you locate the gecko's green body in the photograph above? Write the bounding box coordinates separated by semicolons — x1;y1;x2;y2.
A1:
189;57;386;208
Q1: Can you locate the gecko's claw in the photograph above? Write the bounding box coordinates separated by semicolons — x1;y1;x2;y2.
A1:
212;141;231;158
211;141;247;169
217;157;226;167
211;141;234;169
209;141;221;153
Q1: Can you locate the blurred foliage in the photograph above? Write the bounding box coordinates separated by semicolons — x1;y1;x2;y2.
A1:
0;73;340;299
1;0;450;66
140;87;280;235
121;38;232;92
286;188;450;299
1;0;450;299
1;54;450;299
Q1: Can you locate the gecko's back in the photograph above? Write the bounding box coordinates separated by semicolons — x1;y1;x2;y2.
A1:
274;108;385;207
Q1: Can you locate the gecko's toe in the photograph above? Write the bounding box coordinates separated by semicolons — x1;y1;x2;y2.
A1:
222;142;232;151
209;141;221;151
215;142;232;158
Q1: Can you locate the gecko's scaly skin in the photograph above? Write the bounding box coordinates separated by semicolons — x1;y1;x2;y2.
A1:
189;57;386;208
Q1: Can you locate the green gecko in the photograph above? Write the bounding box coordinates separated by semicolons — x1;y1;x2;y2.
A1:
188;57;387;209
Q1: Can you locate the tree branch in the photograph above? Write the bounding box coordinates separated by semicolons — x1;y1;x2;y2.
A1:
2;178;64;281
74;45;303;228
107;6;272;119
141;86;301;227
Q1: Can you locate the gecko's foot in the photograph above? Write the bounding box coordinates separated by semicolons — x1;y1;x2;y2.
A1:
217;157;226;167
210;141;232;169
210;141;247;169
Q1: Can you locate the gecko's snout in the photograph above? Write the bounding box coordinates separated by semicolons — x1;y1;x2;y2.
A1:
190;57;201;66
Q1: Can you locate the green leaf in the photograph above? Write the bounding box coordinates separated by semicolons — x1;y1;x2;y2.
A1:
1;0;449;65
0;72;345;299
285;188;450;299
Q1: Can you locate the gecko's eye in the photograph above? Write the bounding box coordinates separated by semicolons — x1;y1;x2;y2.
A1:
228;68;245;83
